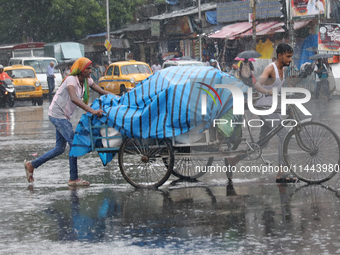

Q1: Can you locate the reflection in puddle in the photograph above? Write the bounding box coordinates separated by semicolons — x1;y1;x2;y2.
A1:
20;183;336;254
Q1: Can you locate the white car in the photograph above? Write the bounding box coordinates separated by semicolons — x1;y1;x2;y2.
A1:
162;60;205;69
8;57;63;95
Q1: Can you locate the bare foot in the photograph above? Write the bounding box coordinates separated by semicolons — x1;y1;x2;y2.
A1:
275;165;285;180
68;178;90;186
24;160;34;183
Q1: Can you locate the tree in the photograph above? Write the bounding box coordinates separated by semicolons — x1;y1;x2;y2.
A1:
0;0;151;44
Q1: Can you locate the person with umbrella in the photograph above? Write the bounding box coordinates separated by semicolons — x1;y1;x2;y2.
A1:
253;43;298;183
239;58;254;87
63;64;72;78
314;58;332;101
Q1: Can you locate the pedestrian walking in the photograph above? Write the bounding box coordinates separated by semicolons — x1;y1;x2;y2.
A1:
239;58;254;87
314;58;332;101
24;57;113;186
151;61;161;73
47;61;56;99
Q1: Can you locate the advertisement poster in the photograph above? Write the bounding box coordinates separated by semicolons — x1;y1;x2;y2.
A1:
291;0;326;17
165;16;193;35
318;23;340;51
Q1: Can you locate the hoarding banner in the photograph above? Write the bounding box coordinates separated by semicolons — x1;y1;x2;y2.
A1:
217;0;281;23
291;0;326;18
318;23;340;52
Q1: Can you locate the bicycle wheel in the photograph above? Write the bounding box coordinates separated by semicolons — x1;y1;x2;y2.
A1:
172;156;213;179
118;138;174;189
282;121;340;184
163;147;213;179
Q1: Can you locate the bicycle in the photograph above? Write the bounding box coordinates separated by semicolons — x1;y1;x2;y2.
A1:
88;93;340;188
168;93;340;184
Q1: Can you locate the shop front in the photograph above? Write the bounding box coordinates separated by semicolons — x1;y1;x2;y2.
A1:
149;2;217;62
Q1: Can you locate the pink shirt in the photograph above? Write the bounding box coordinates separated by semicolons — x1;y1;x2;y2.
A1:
48;76;94;120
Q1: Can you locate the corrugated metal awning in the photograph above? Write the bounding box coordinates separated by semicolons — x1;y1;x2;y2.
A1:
112;21;151;34
256;20;311;35
149;3;217;20
235;21;279;37
274;20;311;33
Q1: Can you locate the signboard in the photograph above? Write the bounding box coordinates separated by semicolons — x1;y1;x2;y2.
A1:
291;0;326;18
104;39;112;51
318;23;340;52
151;20;160;37
217;0;281;23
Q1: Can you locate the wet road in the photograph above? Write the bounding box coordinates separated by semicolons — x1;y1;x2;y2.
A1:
0;96;339;254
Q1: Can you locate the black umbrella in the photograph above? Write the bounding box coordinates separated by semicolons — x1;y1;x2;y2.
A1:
180;56;196;60
306;47;318;52
309;53;333;60
55;58;77;70
163;54;175;61
237;50;262;59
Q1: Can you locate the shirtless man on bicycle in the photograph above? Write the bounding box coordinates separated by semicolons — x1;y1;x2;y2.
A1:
253;43;297;183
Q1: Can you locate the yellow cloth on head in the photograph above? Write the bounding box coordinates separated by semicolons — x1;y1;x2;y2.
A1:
65;57;92;104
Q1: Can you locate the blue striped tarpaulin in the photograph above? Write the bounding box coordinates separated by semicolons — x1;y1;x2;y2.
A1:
70;66;247;165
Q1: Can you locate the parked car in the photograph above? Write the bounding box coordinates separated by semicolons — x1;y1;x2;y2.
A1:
162;60;205;69
98;60;152;95
8;57;62;95
4;65;43;106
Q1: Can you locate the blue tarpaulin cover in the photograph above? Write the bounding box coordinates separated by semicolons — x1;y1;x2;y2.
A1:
206;11;218;25
297;34;318;69
70;66;247;165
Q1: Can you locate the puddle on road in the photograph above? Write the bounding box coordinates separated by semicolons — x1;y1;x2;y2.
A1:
0;181;339;254
1;101;340;254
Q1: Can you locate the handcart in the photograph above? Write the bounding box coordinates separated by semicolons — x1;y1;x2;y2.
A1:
89;93;340;189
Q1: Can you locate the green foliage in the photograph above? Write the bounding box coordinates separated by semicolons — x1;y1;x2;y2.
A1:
0;0;153;44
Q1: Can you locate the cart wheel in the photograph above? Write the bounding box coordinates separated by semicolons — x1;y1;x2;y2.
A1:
118;138;174;189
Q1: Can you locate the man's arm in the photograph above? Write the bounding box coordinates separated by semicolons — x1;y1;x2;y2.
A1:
254;64;274;95
4;72;12;80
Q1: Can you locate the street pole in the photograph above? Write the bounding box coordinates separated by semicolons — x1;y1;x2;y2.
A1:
288;0;294;48
288;0;294;65
198;0;202;61
106;0;111;63
251;0;256;49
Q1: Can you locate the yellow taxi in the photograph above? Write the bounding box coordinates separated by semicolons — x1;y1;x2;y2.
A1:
4;65;43;106
98;60;152;95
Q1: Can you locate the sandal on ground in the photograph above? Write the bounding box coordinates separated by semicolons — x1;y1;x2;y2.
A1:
276;176;300;183
68;178;90;186
24;160;34;183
